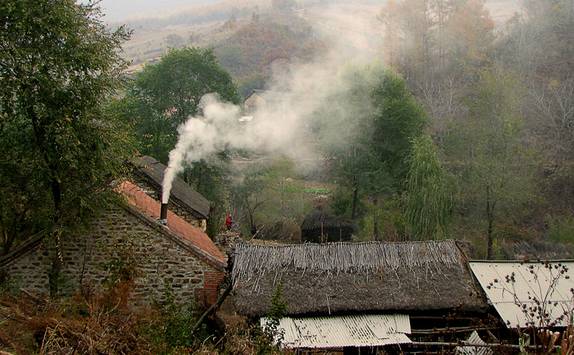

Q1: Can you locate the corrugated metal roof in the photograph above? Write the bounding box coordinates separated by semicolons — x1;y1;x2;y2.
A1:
455;331;493;355
469;261;574;328
260;314;411;349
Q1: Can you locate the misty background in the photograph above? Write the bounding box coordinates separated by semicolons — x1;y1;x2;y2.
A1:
7;0;571;258
105;0;572;255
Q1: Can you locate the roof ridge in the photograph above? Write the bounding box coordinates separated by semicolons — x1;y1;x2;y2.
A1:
0;231;46;268
238;239;457;249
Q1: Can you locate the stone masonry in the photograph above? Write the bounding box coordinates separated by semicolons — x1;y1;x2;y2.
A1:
2;203;224;306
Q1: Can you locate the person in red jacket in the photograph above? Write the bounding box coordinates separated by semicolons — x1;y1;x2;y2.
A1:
225;213;233;231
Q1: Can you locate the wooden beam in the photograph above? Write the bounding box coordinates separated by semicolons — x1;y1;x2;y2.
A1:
191;282;233;335
411;325;499;334
409;315;486;321
409;341;557;351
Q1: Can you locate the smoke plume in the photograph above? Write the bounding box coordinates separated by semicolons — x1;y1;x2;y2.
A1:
162;3;383;204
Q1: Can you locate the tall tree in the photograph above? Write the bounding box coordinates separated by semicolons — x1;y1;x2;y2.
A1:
119;48;240;237
445;67;537;258
404;135;452;240
501;0;573;80
123;47;240;163
497;0;574;209
319;66;426;240
0;0;133;258
381;0;495;140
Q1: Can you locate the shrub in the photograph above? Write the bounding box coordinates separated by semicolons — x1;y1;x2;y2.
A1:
547;215;574;244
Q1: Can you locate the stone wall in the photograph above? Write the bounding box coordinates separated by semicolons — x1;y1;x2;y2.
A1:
131;175;206;229
2;204;224;306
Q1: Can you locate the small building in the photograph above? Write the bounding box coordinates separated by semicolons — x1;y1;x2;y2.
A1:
243;89;268;115
231;240;489;352
0;181;226;306
300;207;354;243
133;155;210;229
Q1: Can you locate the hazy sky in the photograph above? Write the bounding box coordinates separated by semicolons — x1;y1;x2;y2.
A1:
92;0;221;22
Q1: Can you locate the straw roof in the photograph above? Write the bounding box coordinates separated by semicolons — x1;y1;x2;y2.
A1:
231;240;487;317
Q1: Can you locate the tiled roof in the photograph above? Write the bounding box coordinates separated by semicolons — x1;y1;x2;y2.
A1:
118;181;226;265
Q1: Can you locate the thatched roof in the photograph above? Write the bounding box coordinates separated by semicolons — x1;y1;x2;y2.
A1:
231;240;487;317
133;156;210;219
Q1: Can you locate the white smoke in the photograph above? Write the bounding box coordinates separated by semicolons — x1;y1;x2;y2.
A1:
162;3;383;204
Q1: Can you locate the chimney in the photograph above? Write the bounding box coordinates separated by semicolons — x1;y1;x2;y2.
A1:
160;203;168;225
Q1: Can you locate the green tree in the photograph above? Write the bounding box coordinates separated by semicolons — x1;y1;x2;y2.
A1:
497;0;574;210
185;157;231;238
320;67;426;240
404;135;452;239
119;48;239;238
0;0;133;258
231;159;306;238
232;166;271;236
123;47;240;163
445;67;538;258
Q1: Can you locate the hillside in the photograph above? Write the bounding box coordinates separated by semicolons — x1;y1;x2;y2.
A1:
119;0;520;94
213;14;324;96
121;1;323;95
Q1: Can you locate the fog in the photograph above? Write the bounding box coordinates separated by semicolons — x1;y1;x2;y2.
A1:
87;0;220;22
161;3;384;203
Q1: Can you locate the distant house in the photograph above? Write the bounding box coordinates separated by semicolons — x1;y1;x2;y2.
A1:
231;240;488;352
0;181;226;306
243;89;268;115
300;207;354;243
133;155;210;229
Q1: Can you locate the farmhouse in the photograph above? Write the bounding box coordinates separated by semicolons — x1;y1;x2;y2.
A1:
231;240;489;352
243;89;269;115
0;180;226;306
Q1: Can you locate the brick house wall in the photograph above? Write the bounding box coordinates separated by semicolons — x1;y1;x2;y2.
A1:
2;204;224;306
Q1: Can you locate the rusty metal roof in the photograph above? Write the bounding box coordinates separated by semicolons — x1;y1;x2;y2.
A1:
260;314;411;349
469;261;574;328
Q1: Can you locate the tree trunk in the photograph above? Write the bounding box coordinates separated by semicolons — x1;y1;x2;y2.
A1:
28;101;63;297
373;196;380;241
351;177;359;220
2;229;14;256
195;164;203;192
247;206;257;236
49;254;62;297
486;184;495;260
